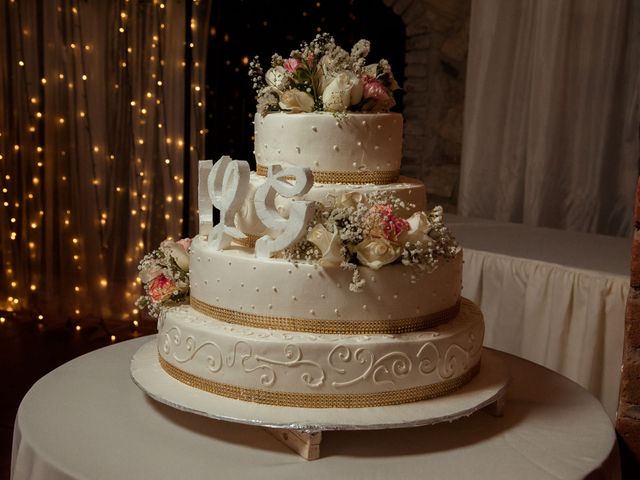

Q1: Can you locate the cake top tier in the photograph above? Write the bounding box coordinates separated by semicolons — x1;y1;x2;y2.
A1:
254;111;403;182
249;33;400;115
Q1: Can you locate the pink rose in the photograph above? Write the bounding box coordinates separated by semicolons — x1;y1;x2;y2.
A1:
176;238;192;251
362;75;390;102
284;58;301;73
363;204;409;241
147;274;177;302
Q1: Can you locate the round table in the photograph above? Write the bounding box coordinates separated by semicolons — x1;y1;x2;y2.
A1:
12;336;620;480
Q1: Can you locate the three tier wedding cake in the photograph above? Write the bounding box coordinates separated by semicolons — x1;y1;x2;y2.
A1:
137;35;484;409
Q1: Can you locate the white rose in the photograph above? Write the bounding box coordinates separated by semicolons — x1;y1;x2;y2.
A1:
355;237;402;270
139;264;164;283
399;211;434;244
322;72;363;112
265;66;289;90
278;89;315;113
338;191;365;209
160;240;190;270
307;224;344;266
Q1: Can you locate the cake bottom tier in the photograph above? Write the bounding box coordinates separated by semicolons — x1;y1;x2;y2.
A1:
157;298;484;408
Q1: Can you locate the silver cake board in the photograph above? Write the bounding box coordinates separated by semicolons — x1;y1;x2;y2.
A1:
130;340;509;460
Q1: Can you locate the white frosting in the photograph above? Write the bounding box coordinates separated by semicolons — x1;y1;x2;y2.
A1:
189;235;462;324
158;299;484;395
254;112;403;173
234;173;427;236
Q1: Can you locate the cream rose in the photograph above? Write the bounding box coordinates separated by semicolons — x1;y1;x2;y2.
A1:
399;211;434;244
265;66;289;90
160;240;190;270
355;237;402;270
338;191;365;209
138;263;164;283
278;89;314;113
307;224;344;266
322;72;363;112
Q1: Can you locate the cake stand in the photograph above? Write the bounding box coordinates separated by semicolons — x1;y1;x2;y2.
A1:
131;339;509;460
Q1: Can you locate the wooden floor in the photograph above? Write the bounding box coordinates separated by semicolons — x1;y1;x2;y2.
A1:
0;315;154;480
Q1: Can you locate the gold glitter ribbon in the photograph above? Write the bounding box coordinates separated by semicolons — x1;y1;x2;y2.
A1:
256;164;400;185
159;355;480;408
234;233;262;249
190;296;460;335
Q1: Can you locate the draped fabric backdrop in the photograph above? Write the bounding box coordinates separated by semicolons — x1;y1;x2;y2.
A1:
0;0;210;326
458;0;639;237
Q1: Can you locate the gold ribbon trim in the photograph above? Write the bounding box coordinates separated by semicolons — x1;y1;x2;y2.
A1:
159;355;480;408
233;233;262;249
256;164;400;185
190;296;460;335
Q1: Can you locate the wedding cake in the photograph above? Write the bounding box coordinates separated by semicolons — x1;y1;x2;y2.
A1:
137;35;484;409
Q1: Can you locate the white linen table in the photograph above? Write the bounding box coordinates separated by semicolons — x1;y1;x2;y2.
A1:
12;336;619;480
447;215;630;420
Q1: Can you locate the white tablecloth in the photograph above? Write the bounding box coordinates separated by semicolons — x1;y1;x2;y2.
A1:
448;215;630;420
12;337;619;480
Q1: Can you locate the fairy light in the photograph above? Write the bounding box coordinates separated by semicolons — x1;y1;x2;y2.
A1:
1;1;207;326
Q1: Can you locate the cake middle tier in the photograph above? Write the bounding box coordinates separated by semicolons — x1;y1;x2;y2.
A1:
234;173;426;236
190;235;463;334
254;112;402;184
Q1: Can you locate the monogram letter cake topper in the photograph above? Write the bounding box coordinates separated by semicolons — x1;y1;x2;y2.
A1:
207;156;251;250
254;165;315;258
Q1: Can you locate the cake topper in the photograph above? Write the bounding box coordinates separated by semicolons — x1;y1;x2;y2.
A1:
254;165;315;258
206;156;251;250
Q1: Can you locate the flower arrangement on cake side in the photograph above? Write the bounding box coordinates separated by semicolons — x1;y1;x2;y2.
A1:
135;238;191;316
286;192;459;292
249;33;400;115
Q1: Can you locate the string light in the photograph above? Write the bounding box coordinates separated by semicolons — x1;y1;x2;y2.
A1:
1;0;206;328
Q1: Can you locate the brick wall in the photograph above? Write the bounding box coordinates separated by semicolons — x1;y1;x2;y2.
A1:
617;178;640;460
384;0;470;210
